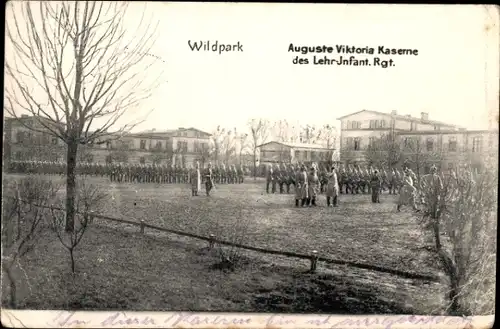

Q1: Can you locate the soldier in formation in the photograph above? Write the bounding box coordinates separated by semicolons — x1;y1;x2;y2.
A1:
6;160;249;187
325;165;339;207
295;164;309;207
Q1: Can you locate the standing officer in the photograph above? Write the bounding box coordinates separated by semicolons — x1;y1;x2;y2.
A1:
204;163;214;196
370;170;382;203
295;164;309;207
266;164;274;194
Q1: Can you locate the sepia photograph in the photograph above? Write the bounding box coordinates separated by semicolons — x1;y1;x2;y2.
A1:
1;2;498;328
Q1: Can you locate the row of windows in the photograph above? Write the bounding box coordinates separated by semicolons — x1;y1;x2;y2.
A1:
343;119;443;131
105;139;208;152
344;120;388;130
261;150;330;161
16;131;58;145
404;137;483;152
177;131;203;138
344;136;485;153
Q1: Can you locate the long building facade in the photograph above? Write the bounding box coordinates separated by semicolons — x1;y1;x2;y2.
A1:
258;141;339;165
337;110;498;173
3;115;212;166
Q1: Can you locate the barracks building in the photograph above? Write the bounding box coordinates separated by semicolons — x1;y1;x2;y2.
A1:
3;115;212;166
337;110;498;173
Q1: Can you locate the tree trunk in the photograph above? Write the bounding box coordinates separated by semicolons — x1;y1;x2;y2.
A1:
432;220;442;251
448;279;461;315
4;265;17;308
65;141;78;232
253;150;257;180
70;248;76;273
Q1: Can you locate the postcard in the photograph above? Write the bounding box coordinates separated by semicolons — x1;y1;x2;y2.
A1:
2;2;498;328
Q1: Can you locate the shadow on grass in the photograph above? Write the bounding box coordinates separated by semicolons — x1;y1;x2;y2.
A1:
252;271;415;315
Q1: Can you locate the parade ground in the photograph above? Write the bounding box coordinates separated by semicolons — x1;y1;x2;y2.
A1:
3;175;446;314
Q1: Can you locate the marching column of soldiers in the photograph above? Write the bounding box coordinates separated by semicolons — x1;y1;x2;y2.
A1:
7;160;248;185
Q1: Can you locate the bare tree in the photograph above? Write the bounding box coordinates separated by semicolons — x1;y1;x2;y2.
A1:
365;134;402;169
272;120;292;142
210;126;226;165
300;124;318;143
222;129;237;164
5;2;162;231
402;136;443;181
50;178;109;273
315;124;338;164
419;166;497;315
237;132;251;165
1;177;59;307
195;143;212;168
248;119;271;179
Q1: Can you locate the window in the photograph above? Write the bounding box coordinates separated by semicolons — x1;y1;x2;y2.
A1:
194;141;200;153
16;131;25;144
369;120;374;129
448;137;457;152
41;134;49;144
106;141;112;149
448;163;454;171
374;120;379;129
105;155;112;163
15;151;22;159
368;137;375;148
346;121;351;129
155;141;162;149
140;140;147;150
410;122;415;131
51;137;58;145
426;138;434;152
139;157;145;164
403;137;410;148
380;120;386;128
346;137;354;149
294;150;300;159
354;138;361;151
472;137;482;152
177;141;182;151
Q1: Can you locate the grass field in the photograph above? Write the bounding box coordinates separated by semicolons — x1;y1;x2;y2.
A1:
2;174;447;314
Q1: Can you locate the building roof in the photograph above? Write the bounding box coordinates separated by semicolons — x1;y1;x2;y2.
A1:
257;141;335;150
336;110;458;128
137;127;212;136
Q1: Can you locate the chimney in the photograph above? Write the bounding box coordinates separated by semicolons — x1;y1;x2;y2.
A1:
391;110;397;115
421;112;429;121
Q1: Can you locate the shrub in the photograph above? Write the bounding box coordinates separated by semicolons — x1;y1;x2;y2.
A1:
50;178;109;273
1;176;59;307
419;168;497;315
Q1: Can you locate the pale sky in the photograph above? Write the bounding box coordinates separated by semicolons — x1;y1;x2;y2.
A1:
5;3;499;135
